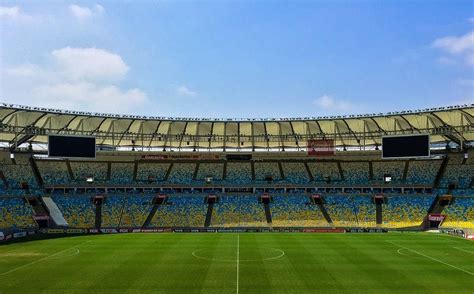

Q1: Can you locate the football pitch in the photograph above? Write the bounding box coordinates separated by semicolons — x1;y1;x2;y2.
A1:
0;233;473;293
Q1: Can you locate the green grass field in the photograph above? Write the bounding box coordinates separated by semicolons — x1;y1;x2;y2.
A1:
0;233;473;293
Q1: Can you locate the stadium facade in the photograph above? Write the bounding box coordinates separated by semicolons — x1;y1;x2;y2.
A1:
0;103;473;240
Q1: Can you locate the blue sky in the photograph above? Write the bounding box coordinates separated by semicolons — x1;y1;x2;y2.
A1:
1;1;473;118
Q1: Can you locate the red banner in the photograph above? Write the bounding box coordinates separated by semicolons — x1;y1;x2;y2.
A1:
141;154;221;160
303;229;346;233
307;139;335;156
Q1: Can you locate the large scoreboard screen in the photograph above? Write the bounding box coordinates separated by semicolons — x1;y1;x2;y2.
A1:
48;135;96;158
382;134;430;159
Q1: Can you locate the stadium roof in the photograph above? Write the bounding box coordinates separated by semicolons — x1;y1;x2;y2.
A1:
1;103;473;150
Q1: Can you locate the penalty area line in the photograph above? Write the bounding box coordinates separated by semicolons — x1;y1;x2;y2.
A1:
385;240;473;276
453;247;474;255
0;240;91;276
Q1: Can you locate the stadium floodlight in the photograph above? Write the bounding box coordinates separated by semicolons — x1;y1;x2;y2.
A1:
86;176;94;183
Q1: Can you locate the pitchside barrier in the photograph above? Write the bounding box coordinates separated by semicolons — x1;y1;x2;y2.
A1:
34;228;388;234
0;230;37;243
5;228;474;244
441;228;474;240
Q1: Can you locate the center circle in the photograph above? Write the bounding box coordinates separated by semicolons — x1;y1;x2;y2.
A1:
192;247;285;262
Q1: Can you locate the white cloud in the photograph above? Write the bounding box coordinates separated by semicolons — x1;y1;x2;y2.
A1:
0;6;34;22
69;4;104;20
313;95;354;112
5;64;41;77
32;82;147;113
432;30;474;66
52;47;129;81
69;4;91;19
176;85;197;96
0;6;20;18
2;47;148;113
432;31;474;54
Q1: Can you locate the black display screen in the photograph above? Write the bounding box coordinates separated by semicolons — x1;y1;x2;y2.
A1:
48;135;96;158
382;134;429;158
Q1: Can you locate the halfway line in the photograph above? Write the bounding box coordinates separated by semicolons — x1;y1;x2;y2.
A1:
385;240;473;276
0;240;91;276
236;234;240;294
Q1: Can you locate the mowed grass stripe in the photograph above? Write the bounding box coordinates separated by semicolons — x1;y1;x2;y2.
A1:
0;233;473;293
198;233;236;294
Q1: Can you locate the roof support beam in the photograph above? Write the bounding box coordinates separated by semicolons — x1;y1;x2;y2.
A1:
148;121;163;148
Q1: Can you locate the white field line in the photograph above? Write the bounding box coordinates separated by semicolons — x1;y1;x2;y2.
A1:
385;240;473;276
49;248;81;259
0;240;91;276
453;247;474;255
396;248;409;256
0;246;24;257
236;234;240;294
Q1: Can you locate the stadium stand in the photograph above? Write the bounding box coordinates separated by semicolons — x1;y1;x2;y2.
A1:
281;162;310;184
71;161;108;183
271;196;329;227
440;155;473;189
352;196;377;227
101;196;125;227
119;195;154;227
226;163;252;185
52;196;95;228
36;160;70;185
440;197;474;228
151;196;207;227
136;163;170;183
167;163;196;184
406;160;442;186
212;196;267;227
238;196;268;227
372;161;405;185
110;163;134;184
196;163;224;181
1;160;38;190
0;104;472;233
307;162;341;182
382;195;434;228
254;162;281;181
324;195;359;227
341;162;370;185
0;197;36;229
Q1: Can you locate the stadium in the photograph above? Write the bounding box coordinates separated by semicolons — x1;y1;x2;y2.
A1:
1;1;474;293
0;102;473;293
